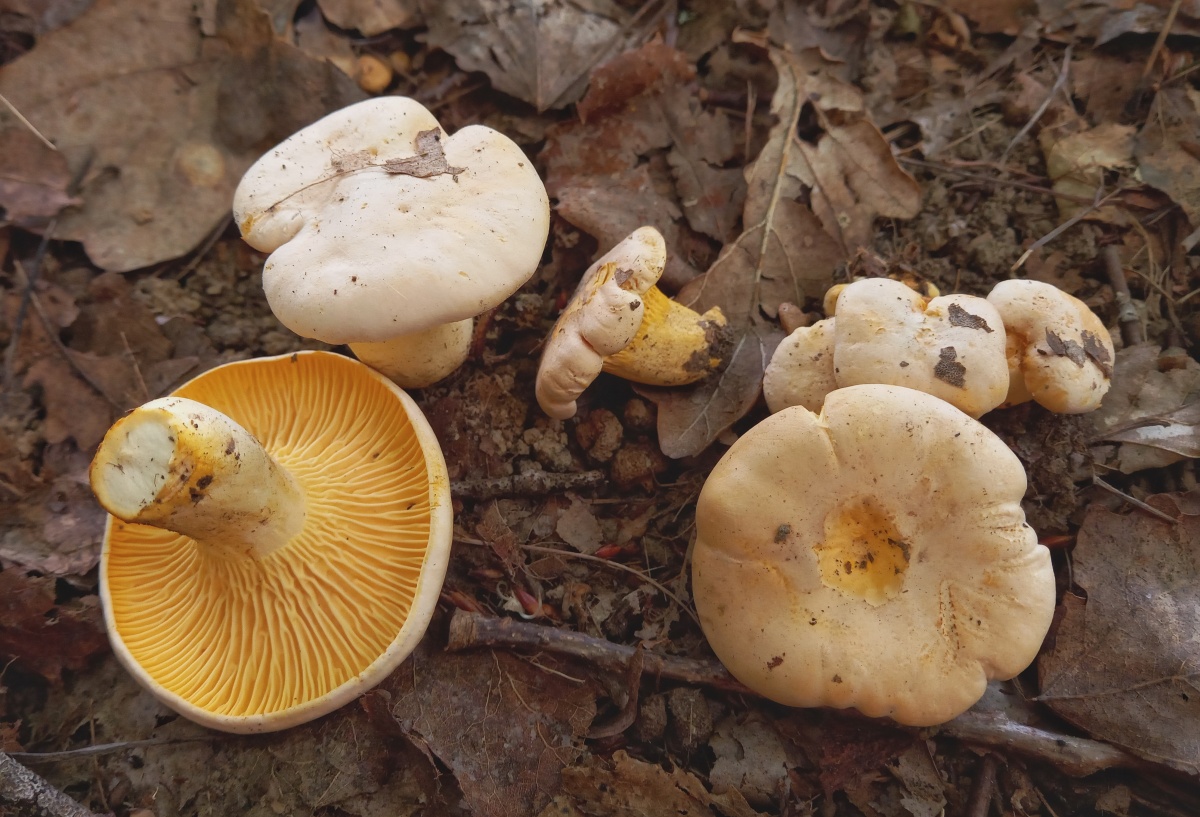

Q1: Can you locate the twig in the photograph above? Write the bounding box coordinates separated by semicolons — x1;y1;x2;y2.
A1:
172;213;232;282
0;94;56;151
446;609;752;694
1092;475;1179;524
898;158;1095;205
965;753;999;817
1001;45;1072;166
1128;0;1184;114
0;752;101;817
1011;187;1125;274
447;611;1160;777
451;470;605;501
1102;245;1145;346
8;736;216;764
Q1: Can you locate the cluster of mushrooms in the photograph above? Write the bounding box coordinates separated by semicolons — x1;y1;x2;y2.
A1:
88;97;1116;735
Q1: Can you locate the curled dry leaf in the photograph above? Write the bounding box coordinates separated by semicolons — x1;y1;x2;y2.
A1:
1136;87;1200;230
644;45;920;458
421;0;666;111
0;0;363;271
1038;492;1200;775
316;0;421;36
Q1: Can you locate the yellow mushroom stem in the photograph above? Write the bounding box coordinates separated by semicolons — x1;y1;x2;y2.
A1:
600;285;728;386
350;318;473;389
90;397;305;560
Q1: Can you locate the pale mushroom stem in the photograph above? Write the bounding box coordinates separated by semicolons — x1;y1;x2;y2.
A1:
601;286;728;386
349;318;473;389
90;397;305;559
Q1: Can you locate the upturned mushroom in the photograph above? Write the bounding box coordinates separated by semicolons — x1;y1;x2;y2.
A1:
233;96;550;388
987;279;1115;413
692;384;1055;727
763;278;1009;418
536;226;729;420
90;351;452;733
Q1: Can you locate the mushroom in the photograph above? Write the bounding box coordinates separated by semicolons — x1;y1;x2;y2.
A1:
535;226;729;420
692;384;1055;726
233;96;550;388
90;351;452;733
762;318;836;414
987;279;1115;413
763;278;1009;418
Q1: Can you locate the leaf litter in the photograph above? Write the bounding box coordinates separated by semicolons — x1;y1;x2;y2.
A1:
1;1;1200;815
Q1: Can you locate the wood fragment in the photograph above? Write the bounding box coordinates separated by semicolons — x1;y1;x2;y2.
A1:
1103;245;1145;346
0;751;102;817
450;470;605;500
965;753;999;817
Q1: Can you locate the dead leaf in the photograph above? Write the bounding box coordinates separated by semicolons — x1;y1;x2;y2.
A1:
385;642;597;817
0;568;108;681
888;745;948;817
1038;492;1200;775
1101;403;1200;459
543;42;741;288
293;5;357;77
1135;87;1200;228
0;128;81;223
1040;122;1136;222
316;0;421;35
556;495;603;554
420;0;665;111
645;45;916;458
0;0;93;33
942;0;1035;35
559;749;766;817
0;0;363;271
709;714;790;808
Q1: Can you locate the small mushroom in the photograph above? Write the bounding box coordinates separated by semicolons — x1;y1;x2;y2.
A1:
762;318;837;414
90;351;452;733
535;227;728;420
764;278;1009;418
987;279;1115;413
692;384;1055;726
233;97;550;388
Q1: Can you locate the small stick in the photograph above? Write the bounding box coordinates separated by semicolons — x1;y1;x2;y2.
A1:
898;158;1095;205
0;94;56;151
1000;45;1072;165
1102;245;1145;346
1128;0;1183;113
0;751;102;817
446;609;753;694
965;753;999;817
1092;475;1178;524
450;470;605;500
447;611;1154;776
1011;187;1124;274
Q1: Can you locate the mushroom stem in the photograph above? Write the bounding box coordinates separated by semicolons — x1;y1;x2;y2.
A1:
90;397;305;559
600;286;728;386
349;318;473;389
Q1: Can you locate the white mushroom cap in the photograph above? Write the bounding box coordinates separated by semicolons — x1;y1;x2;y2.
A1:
693;384;1055;727
234;96;550;346
762;318;837;414
987;279;1115;413
833;278;1009;418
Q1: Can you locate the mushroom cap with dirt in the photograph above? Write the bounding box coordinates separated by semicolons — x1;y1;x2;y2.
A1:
233;96;550;388
90;351;452;733
535;226;729;420
692;384;1055;727
987;279;1115;413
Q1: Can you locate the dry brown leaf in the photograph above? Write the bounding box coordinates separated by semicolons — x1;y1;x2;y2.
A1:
0;0;93;32
709;714;790;808
1135;87;1200;229
420;0;664;111
559;749;766;817
316;0;420;35
385;642;597;817
0;128;80;223
1038;492;1200;775
543;43;738;288
644;45;917;458
0;568;108;681
556;495;603;554
293;5;357;77
942;0;1036;35
0;0;363;271
1041;122;1136;222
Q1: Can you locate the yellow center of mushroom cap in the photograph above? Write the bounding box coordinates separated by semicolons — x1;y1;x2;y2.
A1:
815;495;910;606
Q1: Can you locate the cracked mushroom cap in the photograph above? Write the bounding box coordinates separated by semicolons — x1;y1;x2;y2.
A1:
987;279;1115;413
692;384;1055;727
233;96;549;346
95;351;452;733
832;278;1010;418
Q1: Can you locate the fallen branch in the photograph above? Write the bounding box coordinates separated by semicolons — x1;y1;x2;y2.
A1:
447;610;1151;776
0;752;101;817
1103;245;1146;346
450;470;605;501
